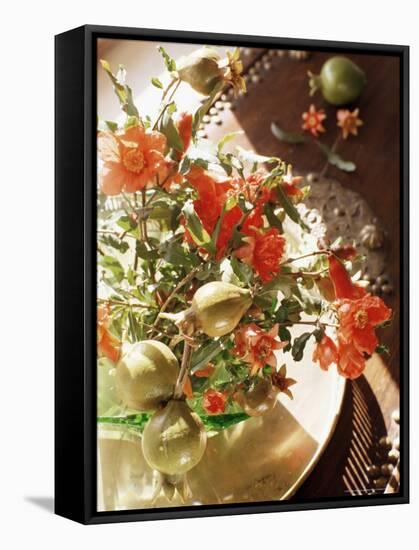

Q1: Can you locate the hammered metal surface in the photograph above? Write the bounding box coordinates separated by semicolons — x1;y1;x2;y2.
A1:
302;174;392;295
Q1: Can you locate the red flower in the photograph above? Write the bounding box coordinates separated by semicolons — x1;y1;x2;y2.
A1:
232;170;277;208
337;108;363;139
98;125;167;195
215;205;243;259
203;389;227;414
328;255;366;300
234;323;288;375
282;165;304;201
241;205;264;235
177;111;193;154
332;244;357;261
185;166;241;258
302;104;326;137
312;334;339;371
97;305;121;364
336;338;366;380
337;294;392;356
234;227;285;282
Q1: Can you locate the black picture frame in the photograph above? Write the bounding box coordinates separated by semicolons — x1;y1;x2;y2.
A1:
55;24;409;525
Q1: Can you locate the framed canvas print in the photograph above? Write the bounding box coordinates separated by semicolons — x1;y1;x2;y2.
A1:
55;25;409;524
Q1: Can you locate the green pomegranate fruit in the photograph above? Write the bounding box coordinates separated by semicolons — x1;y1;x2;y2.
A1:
177;47;224;96
308;56;366;106
142;399;207;475
235;377;278;417
191;281;252;337
116;340;179;411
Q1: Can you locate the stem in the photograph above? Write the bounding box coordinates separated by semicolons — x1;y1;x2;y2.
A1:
320;134;341;178
97;229;136;240
153;79;181;130
151;267;200;333
174;342;193;399
290;267;329;279
97;297;156;310
283;250;329;265
279;320;339;329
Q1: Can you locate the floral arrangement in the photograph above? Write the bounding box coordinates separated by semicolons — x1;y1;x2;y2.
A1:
97;46;391;486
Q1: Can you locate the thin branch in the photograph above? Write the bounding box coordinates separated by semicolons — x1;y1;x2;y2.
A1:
151;267;200;333
97;297;156;310
174;341;193;399
283;250;329;265
153;79;181;131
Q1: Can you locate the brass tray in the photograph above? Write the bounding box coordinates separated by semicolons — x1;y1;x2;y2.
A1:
97;332;345;510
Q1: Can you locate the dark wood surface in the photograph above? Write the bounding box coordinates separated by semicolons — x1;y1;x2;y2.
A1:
212;49;401;498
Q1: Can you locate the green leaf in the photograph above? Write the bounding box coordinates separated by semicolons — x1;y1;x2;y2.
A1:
260;273;295;296
151;77;163;89
104;120;118;132
375;344;390;355
217;131;244;152
271;122;306;144
263;203;283;232
99;234;129;253
291;332;312;361
191;338;227;373
161;241;200;267
98;411;249;433
192;82;223;133
159;107;184;152
275;183;309;231
230;256;253;285
100;59;140;118
157;46;177;72
316;142;356;172
116;215;138;236
99;255;124;283
279;327;292;352
236;145;280;165
135;242;160;261
182;201;213;250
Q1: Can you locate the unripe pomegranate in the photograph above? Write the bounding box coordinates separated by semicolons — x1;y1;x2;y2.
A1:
234;377;278;417
159;281;252;338
191;281;252;337
116;340;179;411
142;400;207;475
177;47;224;96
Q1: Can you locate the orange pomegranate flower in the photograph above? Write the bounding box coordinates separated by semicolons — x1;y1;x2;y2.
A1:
177;111;193;154
97;305;121;364
185;166;242;258
312;334;339;371
302;104;326;137
282;165;304;200
203;388;227;414
234;227;286;282
337;294;392;356
234;323;288;375
336;338;366;380
328;255;366;300
98;125;167;195
337;108;363;139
